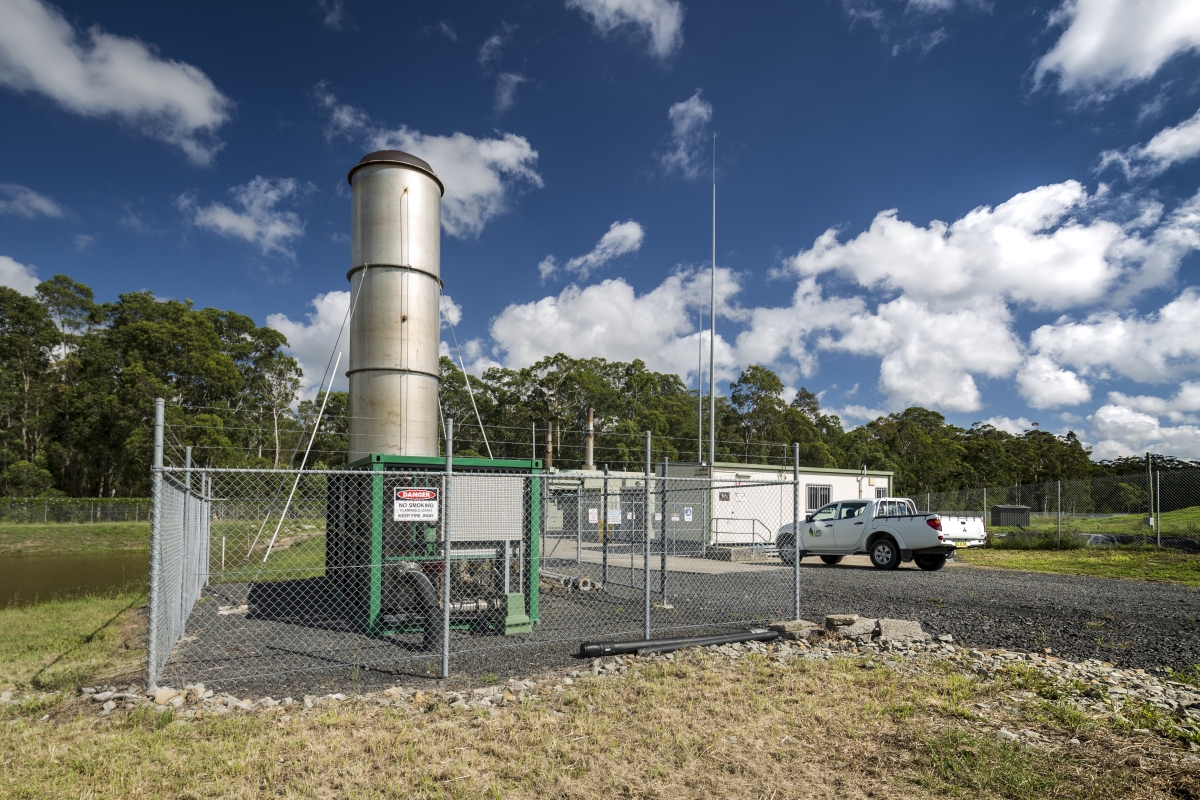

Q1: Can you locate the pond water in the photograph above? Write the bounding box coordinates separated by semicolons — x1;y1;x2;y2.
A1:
1;551;149;607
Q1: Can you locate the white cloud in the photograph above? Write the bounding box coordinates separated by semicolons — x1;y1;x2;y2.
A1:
72;233;94;251
491;268;740;384
315;87;544;238
318;0;345;30
787;181;1200;312
1035;0;1200;97
1027;287;1200;386
827;404;888;425
1100;105;1200;178
839;0;987;55
179;176;305;258
660;90;712;179
539;220;645;281
0;0;232;164
266;291;350;398
1087;402;1200;460
0;254;38;295
1108;382;1200;423
566;0;684;59
370;126;542;238
436;22;457;42
478;24;515;68
818;297;1023;412
440;294;463;327
1015;354;1092;409
0;183;65;218
494;72;527;114
980;416;1036;435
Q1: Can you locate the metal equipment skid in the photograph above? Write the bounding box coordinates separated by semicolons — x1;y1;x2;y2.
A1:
325;454;542;645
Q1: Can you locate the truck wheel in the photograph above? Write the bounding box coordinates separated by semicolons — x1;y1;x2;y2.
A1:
869;538;900;570
820;555;843;565
915;554;947;571
777;535;801;566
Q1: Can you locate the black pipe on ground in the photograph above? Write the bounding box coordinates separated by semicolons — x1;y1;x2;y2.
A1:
579;629;779;659
393;570;441;651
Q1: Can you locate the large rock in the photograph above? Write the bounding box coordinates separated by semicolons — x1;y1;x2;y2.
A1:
769;620;819;633
876;618;926;643
152;687;179;705
840;618;879;640
824;614;859;631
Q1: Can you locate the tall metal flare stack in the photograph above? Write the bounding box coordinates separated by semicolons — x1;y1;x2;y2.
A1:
347;150;444;462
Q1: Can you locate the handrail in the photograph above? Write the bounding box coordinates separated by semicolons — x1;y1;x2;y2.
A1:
711;517;775;548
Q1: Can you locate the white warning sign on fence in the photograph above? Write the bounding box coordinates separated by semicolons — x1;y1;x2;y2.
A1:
683;507;693;522
607;508;622;526
394;487;439;521
588;508;598;524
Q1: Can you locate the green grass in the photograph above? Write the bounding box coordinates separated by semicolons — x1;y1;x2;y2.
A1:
0;588;146;692
210;531;326;584
989;504;1200;538
957;547;1200;586
0;522;150;555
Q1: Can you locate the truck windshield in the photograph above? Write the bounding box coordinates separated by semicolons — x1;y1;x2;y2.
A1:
811;505;836;522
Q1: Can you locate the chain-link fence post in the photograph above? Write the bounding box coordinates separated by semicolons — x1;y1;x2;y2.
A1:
442;419;453;680
793;443;801;621
602;465;609;588
147;397;164;690
1056;479;1061;549
1156;470;1161;549
660;456;668;601
643;431;651;641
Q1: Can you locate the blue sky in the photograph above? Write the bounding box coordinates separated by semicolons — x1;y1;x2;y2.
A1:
3;0;1200;459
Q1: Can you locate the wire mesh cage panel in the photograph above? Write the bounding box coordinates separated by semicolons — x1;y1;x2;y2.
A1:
149;466;807;689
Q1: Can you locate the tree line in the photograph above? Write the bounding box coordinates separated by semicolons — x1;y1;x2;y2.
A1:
0;275;1186;497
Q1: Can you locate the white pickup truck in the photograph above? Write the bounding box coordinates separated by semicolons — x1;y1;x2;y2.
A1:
776;497;957;571
940;513;987;548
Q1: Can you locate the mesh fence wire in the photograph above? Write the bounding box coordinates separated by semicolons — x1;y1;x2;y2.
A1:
910;467;1200;551
149;466;804;688
0;498;150;524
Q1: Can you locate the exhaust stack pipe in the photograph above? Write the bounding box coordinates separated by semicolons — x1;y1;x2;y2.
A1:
346;150;445;461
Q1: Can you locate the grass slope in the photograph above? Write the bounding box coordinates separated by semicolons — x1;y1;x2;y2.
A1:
3;648;1198;798
957;548;1200;587
0;589;146;691
0;522;150;555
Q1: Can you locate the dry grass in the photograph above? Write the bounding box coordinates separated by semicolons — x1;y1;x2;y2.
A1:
3;650;1199;799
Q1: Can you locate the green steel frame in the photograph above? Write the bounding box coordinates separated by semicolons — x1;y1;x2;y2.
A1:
331;454;542;637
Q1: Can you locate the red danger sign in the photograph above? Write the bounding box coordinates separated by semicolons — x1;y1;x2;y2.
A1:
396;488;437;501
394;487;439;521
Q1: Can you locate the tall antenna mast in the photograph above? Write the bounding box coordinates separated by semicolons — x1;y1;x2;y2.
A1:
708;132;716;468
697;305;703;462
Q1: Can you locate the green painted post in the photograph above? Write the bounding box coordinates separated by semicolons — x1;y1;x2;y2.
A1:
529;472;541;624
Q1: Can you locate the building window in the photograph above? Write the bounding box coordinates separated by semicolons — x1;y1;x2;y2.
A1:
806;484;831;510
875;488;887;498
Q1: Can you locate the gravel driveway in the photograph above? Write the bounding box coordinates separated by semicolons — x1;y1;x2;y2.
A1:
159;558;1199;697
795;559;1200;672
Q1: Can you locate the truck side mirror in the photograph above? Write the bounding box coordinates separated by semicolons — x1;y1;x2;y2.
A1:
804;514;814;523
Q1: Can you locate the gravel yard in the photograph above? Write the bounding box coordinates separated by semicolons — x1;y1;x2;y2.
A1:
156;556;1200;697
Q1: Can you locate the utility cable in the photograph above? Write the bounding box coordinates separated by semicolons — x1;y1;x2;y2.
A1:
440;292;493;459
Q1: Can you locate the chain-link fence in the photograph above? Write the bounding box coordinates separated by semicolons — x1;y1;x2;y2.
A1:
0;497;150;524
147;473;210;685
147;461;806;689
911;468;1200;551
